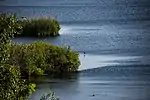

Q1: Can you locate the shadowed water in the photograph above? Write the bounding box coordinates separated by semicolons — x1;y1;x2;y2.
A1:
1;0;150;100
30;65;150;100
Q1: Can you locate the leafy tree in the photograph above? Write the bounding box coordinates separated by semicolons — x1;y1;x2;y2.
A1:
0;64;36;100
0;13;36;100
0;13;22;64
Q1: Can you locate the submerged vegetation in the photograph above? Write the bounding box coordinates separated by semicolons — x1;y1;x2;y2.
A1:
0;13;80;100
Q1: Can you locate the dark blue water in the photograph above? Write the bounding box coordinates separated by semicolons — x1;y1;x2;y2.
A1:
1;0;150;100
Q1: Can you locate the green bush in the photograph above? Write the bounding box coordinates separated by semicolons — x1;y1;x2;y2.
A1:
0;13;36;100
0;64;36;100
0;13;22;64
18;18;60;37
9;41;80;77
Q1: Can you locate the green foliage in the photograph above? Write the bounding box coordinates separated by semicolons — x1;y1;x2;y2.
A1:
0;64;36;100
0;13;22;64
19;18;60;37
0;13;36;100
0;13;80;100
9;41;80;76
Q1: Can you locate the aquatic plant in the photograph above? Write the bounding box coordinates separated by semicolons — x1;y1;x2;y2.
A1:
19;18;60;37
40;91;59;100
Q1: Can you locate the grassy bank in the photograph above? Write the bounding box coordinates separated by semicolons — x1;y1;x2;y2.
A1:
17;18;60;37
9;41;80;77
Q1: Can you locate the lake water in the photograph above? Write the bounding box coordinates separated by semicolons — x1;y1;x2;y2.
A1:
1;0;150;100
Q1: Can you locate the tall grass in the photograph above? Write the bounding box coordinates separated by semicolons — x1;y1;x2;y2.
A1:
18;18;60;37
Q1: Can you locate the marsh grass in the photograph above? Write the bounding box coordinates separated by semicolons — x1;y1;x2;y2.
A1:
18;18;60;37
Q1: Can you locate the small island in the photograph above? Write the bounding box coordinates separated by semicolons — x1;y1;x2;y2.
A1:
17;17;60;37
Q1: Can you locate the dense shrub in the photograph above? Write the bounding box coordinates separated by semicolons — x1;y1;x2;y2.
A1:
0;64;36;100
9;41;80;76
18;18;60;37
0;13;36;100
0;13;22;64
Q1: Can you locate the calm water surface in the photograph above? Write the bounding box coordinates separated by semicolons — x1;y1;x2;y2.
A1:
1;0;150;100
